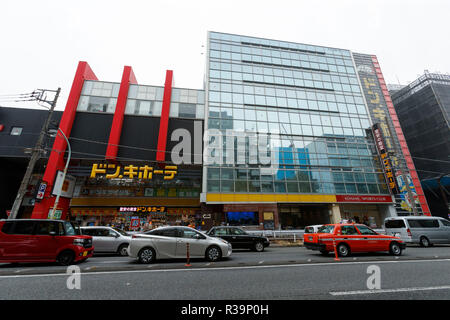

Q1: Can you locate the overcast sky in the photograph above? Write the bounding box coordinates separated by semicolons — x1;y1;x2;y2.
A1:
0;0;448;110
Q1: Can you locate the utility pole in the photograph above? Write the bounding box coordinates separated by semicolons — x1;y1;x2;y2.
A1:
9;88;61;219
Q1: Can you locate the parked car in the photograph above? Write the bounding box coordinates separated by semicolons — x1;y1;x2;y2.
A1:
128;226;232;263
80;226;131;256
206;226;270;252
304;225;323;234
303;223;406;257
0;219;93;265
384;216;450;247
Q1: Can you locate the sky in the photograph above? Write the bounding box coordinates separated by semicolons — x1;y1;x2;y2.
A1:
0;0;449;110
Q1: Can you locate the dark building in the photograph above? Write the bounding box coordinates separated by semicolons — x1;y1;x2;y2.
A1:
0;107;62;219
391;73;450;218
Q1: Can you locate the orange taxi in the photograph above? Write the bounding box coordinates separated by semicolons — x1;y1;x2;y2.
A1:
303;223;406;257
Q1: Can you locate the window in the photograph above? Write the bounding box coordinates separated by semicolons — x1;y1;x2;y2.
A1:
385;219;406;229
356;225;377;235
318;225;335;234
340;226;358;235
408;219;439;228
441;219;450;227
87;96;110;113
11;221;35;235
63;222;78;236
179;103;197;118
230;228;247;235
10;127;23;136
181;229;203;239
1;222;15;234
35;221;57;235
214;228;229;236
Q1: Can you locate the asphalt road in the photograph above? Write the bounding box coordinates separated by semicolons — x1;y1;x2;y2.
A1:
1;245;450;301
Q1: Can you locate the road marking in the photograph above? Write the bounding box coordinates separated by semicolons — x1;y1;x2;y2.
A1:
0;258;449;280
13;269;29;273
330;285;450;296
258;261;264;264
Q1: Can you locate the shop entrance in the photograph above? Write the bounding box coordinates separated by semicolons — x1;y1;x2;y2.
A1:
279;205;330;230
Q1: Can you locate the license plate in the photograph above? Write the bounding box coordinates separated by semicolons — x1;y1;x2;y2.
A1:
83;251;88;257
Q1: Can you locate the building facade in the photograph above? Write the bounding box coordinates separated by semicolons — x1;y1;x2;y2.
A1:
390;73;450;218
3;31;435;229
202;32;402;229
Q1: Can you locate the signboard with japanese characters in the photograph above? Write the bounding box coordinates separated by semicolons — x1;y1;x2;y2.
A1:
373;123;399;194
90;163;178;180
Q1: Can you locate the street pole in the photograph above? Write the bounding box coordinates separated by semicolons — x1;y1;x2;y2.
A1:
50;128;71;220
9;88;61;219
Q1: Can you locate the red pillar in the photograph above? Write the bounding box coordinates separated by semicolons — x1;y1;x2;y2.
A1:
32;61;98;219
156;70;173;163
106;66;137;160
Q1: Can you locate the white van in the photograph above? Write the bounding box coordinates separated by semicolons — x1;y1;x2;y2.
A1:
384;216;450;247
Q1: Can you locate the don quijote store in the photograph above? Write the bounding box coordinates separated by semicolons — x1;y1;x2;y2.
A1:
31;62;208;231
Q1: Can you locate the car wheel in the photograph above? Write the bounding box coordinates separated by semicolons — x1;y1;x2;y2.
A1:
57;250;75;266
389;242;402;256
206;246;222;262
138;247;155;264
118;244;129;256
337;243;350;257
254;241;264;252
419;236;431;247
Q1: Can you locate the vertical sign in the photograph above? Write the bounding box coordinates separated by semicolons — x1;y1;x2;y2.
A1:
373;123;398;194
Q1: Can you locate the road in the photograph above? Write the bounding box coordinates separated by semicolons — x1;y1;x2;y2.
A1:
1;245;450;301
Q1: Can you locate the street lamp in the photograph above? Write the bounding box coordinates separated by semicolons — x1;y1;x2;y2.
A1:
48;128;71;220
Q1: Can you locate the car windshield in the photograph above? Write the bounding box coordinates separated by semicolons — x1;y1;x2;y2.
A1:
113;228;128;236
318;225;335;234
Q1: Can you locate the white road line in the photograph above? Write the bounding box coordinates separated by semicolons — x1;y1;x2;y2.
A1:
0;258;449;280
330;285;450;296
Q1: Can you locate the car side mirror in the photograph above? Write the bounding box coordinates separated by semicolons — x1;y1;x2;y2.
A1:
194;234;203;240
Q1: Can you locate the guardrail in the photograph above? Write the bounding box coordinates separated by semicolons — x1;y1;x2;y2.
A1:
245;229;386;242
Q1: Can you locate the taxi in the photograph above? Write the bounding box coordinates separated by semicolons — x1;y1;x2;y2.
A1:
303;223;406;257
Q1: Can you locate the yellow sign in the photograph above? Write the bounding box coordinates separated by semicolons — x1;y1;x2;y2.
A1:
90;164;177;180
263;212;274;220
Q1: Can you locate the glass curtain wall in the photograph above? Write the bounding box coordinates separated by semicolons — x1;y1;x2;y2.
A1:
204;32;387;195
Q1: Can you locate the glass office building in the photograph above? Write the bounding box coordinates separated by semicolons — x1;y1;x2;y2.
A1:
203;32;397;229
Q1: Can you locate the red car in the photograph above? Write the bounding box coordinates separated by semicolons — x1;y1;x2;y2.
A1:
0;219;94;265
303;223;406;257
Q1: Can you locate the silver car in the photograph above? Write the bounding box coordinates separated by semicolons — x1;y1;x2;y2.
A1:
80;226;131;256
128;226;232;263
384;216;450;247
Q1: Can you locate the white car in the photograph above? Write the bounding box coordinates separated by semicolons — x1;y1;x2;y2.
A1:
128;226;232;263
304;225;323;234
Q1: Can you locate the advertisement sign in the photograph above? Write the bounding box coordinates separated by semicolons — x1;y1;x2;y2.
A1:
336;195;393;203
48;209;63;219
52;171;76;198
130;217;140;230
372;124;399;194
396;174;420;212
36;182;47;200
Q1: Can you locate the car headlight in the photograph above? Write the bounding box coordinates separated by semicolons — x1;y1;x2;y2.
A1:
219;238;228;244
73;239;85;246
